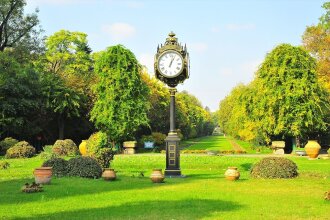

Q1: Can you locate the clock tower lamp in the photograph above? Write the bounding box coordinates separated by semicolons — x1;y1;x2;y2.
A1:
154;32;190;177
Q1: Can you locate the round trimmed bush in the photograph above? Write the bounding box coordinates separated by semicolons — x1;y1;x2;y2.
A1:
250;157;298;179
67;157;102;178
5;141;36;158
42;157;69;177
0;137;19;154
52;139;79;156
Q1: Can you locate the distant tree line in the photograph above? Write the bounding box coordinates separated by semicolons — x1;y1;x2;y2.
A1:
0;0;215;146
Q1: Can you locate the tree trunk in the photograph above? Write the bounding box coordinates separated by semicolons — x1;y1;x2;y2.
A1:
58;115;65;140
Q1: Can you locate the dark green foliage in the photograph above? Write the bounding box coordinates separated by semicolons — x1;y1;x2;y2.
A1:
0;137;19;154
91;45;149;144
67;157;102;179
250;157;298;179
42;157;69;177
93;148;113;168
5;141;35;158
0;161;10;169
152;132;166;146
52;139;79;156
0;52;44;139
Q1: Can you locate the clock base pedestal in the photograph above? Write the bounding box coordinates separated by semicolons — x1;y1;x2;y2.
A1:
164;132;183;177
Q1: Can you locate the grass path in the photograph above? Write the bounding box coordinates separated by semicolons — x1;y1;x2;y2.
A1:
182;135;233;151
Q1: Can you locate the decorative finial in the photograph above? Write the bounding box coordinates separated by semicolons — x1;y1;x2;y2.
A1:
165;31;178;45
169;31;175;37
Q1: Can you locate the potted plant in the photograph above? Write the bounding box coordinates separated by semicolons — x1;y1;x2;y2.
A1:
141;135;155;149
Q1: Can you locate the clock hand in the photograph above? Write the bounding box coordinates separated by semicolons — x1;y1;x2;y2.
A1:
169;56;175;67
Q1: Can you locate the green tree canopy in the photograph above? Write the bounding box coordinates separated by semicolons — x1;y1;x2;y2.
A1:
252;44;328;141
91;45;149;145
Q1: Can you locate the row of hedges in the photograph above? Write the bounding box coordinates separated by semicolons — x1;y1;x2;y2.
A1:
42;157;102;178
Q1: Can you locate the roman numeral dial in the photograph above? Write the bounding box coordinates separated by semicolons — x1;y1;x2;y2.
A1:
157;50;184;78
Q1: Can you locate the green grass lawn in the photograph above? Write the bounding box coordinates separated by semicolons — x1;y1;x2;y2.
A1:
0;153;329;219
183;135;233;151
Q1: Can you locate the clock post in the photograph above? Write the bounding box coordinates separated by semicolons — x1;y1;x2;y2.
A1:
154;32;189;177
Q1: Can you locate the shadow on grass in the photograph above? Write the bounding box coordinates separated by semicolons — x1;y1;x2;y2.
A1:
240;163;253;171
15;199;243;220
0;172;223;205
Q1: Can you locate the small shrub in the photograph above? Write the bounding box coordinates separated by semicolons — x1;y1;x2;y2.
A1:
42;157;69;177
152;132;166;146
86;132;114;168
0;137;19;154
0;161;10;169
250;157;298;179
86;132;109;155
39;145;56;160
67;157;102;178
52;139;79;156
93;148;113;168
5;141;36;158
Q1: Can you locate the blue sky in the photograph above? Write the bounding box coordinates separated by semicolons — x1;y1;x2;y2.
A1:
26;0;326;111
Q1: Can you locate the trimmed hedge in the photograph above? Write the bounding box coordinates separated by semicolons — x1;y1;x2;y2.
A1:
5;141;35;158
67;157;102;179
0;137;19;154
52;139;79;156
250;157;298;179
42;157;69;177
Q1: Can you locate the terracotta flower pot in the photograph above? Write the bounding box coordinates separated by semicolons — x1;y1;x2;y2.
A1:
305;140;321;159
224;167;240;181
34;167;52;184
102;168;116;181
150;169;165;183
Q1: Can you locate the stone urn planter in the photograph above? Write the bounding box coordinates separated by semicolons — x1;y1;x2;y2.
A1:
123;141;137;154
224;167;240;181
271;141;285;155
305;140;321;159
102;168;116;181
34;167;52;184
150;169;165;183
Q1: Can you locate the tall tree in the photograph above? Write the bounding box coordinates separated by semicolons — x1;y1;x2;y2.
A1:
0;51;43;139
41;30;93;139
252;44;328;142
91;45;149;146
0;0;42;55
302;2;330;92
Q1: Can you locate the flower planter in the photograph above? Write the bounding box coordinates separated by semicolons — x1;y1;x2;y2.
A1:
224;167;240;181
102;168;116;181
34;167;52;184
150;169;165;183
305;140;321;159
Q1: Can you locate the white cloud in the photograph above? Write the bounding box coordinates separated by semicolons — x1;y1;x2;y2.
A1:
226;23;256;31
102;22;136;40
189;42;208;52
138;53;154;73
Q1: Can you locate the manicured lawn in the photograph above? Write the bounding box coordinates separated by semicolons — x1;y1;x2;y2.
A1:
0;154;329;219
183;135;233;151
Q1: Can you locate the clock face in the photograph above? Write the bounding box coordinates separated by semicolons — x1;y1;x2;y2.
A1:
158;50;184;78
